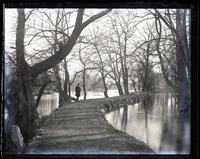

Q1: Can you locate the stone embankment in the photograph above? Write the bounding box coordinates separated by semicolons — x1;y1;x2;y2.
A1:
25;93;154;154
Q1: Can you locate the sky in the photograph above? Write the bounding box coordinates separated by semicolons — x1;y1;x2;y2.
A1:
4;9;17;51
4;8;168;77
4;9;151;52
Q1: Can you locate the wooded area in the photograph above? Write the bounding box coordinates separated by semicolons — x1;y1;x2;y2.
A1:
4;8;191;153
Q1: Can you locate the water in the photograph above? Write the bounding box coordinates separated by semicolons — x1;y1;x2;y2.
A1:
72;90;120;100
105;93;190;154
36;90;119;117
36;92;59;118
36;91;190;154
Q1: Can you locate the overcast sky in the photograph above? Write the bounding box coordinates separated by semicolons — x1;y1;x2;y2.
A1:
4;9;17;51
4;8;167;76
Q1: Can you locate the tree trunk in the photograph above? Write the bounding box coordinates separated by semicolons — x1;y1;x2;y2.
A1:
9;8;111;147
54;65;69;107
176;9;190;112
142;43;151;92
122;35;129;95
121;64;129;95
15;63;38;143
130;78;138;92
68;82;71;98
64;59;71;102
154;9;190;112
102;72;109;98
142;67;149;91
31;9;111;77
116;81;124;96
15;9;38;143
138;78;141;92
93;43;109;98
5;63;25;153
142;78;146;92
124;67;129;94
154;14;177;91
83;66;87;100
35;79;52;108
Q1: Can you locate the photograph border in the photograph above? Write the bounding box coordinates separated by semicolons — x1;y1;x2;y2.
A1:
1;0;199;158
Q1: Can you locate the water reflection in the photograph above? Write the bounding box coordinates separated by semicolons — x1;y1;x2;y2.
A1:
121;103;128;131
105;93;190;154
36;92;59;118
35;90;120;118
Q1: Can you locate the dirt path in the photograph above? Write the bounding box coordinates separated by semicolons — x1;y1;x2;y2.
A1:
25;97;154;154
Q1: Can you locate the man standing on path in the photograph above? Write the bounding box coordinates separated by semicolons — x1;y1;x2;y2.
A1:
75;83;81;101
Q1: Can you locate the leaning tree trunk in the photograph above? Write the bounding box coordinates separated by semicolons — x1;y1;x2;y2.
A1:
130;78;138;92
116;80;124;96
35;79;52;108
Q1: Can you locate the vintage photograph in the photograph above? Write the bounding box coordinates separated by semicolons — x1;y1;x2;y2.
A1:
3;4;194;156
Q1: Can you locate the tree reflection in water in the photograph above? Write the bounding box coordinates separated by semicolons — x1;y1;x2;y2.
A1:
142;95;154;145
105;93;190;154
121;102;128;131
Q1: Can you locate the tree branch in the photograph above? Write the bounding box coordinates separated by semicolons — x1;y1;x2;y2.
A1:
82;9;112;28
35;79;52;108
30;9;111;78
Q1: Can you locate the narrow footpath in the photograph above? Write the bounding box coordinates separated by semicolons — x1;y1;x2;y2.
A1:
25;95;154;154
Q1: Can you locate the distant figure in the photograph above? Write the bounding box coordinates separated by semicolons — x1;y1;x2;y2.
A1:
75;83;81;100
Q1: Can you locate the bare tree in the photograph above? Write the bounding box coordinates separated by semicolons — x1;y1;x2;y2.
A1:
153;9;191;111
106;10;139;95
12;8;111;143
134;24;157;91
77;36;91;100
102;39;124;95
85;26;110;97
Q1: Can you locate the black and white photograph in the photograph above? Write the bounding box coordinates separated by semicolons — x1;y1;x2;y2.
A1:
2;2;198;158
